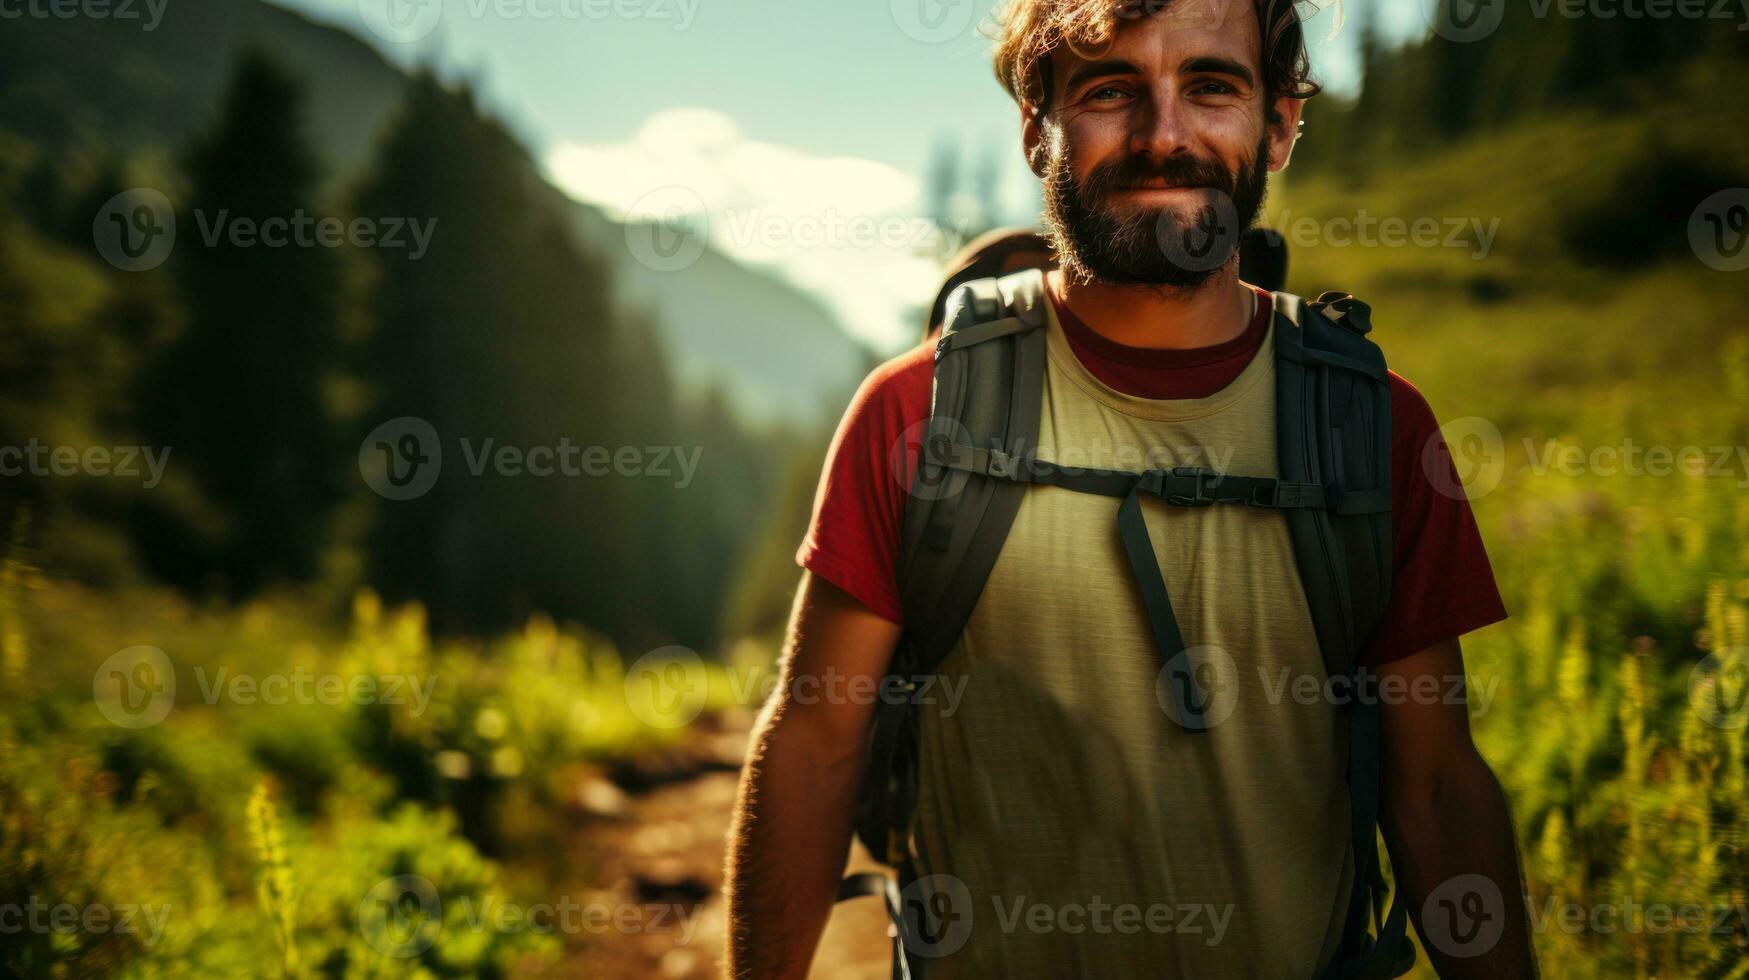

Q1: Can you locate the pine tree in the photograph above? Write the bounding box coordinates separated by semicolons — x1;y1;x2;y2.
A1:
138;49;345;595
354;72;638;637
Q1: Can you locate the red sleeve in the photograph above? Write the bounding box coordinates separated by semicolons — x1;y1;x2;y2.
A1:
1359;372;1509;667
797;352;1510;653
794;342;936;624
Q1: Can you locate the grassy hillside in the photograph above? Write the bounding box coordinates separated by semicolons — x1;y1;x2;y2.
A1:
1275;53;1749;978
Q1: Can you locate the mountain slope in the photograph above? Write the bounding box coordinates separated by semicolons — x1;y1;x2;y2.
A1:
0;0;868;427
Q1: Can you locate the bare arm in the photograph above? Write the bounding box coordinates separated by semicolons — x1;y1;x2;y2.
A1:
1376;637;1539;978
723;571;903;980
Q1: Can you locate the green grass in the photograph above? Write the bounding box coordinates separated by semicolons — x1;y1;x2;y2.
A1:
0;571;755;978
1274;57;1749;978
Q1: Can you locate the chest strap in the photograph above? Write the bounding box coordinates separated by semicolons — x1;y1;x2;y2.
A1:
925;437;1388;732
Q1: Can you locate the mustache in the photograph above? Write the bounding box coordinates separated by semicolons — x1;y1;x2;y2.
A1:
1083;154;1237;198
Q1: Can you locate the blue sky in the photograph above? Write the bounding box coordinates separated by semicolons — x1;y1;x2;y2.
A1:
278;0;1437;350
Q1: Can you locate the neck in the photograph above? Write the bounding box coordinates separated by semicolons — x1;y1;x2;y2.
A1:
1047;262;1255;351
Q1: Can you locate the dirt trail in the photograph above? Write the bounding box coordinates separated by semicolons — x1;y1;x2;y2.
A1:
557;711;895;979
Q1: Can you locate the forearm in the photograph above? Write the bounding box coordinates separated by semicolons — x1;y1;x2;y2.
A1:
1382;752;1538;978
723;696;865;980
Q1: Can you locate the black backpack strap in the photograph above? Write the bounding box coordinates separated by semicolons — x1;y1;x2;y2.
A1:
897;267;1049;669
850;268;1047;869
1274;291;1412;979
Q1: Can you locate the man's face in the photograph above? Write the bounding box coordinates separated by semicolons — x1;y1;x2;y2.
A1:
1025;1;1302;288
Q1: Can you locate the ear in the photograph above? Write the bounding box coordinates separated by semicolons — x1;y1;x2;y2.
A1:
1021;99;1048;178
1266;96;1306;173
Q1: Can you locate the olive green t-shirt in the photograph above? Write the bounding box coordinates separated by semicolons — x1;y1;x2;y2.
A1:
904;295;1355;978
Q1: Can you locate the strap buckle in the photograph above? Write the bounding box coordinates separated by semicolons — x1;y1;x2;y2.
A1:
985;447;1017;479
924;433;952;467
1158;466;1224;506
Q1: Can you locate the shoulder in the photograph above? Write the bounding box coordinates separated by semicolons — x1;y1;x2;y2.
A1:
1384;369;1442;446
834;339;935;440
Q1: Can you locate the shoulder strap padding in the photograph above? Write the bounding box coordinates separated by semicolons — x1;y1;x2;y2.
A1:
1271;291;1393;682
1277;292;1410;978
896;268;1047;675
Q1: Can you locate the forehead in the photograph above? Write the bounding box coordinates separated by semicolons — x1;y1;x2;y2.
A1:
1056;0;1263;77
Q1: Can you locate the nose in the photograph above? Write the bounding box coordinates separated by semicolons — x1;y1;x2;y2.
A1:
1129;88;1190;162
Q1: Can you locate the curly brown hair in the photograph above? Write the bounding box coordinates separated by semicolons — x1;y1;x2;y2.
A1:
990;0;1326;126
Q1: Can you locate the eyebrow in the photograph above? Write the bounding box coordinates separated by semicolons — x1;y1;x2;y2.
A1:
1062;58;1144;93
1061;55;1256;95
1180;56;1255;88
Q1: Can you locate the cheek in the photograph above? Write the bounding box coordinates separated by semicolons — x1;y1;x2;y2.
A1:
1197;112;1267;168
1060;111;1132;172
1197;106;1261;147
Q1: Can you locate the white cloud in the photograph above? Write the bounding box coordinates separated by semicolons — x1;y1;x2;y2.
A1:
543;107;950;352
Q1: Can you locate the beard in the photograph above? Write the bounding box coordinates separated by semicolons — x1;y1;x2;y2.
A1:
1043;129;1271;289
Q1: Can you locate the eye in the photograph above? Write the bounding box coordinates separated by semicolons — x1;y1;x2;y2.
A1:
1086;84;1131;103
1191;80;1238;98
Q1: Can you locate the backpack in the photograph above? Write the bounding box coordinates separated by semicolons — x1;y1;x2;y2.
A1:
835;267;1415;980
